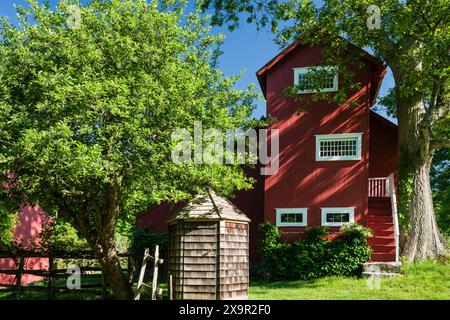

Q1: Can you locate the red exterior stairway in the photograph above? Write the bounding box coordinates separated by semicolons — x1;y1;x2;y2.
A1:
367;197;396;262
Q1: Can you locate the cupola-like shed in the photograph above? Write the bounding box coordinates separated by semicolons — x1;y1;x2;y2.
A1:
167;189;250;300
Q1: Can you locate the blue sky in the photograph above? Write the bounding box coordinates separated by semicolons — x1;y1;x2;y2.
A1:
0;0;395;121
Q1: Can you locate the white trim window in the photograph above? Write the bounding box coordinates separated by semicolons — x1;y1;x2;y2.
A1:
276;208;308;227
315;133;362;161
293;66;338;94
321;207;355;227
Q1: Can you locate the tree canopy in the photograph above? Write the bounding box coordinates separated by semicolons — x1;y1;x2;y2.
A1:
0;0;259;298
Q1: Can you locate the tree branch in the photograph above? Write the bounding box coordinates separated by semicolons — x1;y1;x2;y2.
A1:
430;139;450;151
427;80;449;125
0;139;15;147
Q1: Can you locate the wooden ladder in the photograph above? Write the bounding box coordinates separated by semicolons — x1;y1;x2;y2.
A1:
134;246;164;300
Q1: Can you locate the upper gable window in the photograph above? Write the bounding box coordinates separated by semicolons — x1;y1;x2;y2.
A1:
293;66;338;94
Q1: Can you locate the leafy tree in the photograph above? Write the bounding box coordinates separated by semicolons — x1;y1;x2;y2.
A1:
0;0;258;299
0;201;16;249
200;0;450;261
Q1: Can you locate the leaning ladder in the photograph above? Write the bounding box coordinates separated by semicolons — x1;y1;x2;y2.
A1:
134;246;164;300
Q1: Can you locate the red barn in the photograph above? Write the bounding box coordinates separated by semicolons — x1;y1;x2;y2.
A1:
138;41;399;263
0;205;49;286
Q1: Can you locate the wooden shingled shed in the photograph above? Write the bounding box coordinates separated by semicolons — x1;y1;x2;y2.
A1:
167;189;250;300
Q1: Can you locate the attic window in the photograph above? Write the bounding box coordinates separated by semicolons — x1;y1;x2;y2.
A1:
315;133;362;161
293;66;338;93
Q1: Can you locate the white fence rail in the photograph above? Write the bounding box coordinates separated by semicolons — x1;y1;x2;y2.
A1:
368;177;390;197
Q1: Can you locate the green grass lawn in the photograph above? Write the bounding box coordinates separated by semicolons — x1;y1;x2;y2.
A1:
1;261;449;300
249;261;450;300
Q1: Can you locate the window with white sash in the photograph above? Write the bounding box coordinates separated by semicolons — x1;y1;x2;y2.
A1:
293;66;338;93
315;133;362;161
276;208;308;227
321;207;355;227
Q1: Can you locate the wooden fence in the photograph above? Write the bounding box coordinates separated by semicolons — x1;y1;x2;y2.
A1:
0;250;133;300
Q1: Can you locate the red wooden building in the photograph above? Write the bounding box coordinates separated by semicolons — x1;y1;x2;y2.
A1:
139;41;399;263
0;206;49;286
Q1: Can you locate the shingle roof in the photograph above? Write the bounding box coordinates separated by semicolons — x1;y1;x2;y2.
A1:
167;189;251;223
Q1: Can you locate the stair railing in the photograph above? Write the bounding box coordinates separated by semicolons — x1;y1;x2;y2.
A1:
388;173;400;263
368;177;390;197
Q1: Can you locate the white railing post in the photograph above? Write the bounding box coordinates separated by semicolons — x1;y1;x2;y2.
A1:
388;173;400;263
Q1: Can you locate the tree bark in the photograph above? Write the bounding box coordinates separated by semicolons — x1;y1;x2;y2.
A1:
402;159;447;260
396;90;448;261
94;231;133;300
66;181;132;300
94;180;132;300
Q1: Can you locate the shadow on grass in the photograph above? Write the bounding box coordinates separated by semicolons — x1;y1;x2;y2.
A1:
250;277;345;290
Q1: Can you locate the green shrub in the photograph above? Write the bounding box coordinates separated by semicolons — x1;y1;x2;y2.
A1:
40;219;90;252
0;207;16;249
258;222;372;280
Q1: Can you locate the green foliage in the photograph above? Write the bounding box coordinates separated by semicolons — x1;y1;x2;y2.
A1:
339;222;373;239
130;228;168;269
0;205;16;249
0;0;258;245
258;222;372;280
40;219;90;252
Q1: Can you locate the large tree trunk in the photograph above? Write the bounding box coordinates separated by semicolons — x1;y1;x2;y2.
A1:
402;159;447;260
68;180;132;300
94;232;133;300
396;92;448;261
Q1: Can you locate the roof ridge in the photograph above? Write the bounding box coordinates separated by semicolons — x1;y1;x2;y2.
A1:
207;188;222;219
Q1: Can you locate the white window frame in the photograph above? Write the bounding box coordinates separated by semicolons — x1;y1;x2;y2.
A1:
315;133;362;161
321;207;355;227
293;66;338;94
275;208;308;227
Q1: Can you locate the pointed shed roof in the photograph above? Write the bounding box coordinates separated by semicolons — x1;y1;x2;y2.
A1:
167;189;250;224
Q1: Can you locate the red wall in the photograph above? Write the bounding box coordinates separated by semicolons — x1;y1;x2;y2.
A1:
226;164;265;261
263;44;377;240
0;206;49;286
369;112;398;178
137;202;184;233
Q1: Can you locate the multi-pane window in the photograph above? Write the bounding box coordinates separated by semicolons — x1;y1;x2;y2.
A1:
297;73;314;90
321;208;355;227
315;133;362;161
281;213;304;223
294;66;338;93
326;212;350;223
276;208;308;227
320;139;357;157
